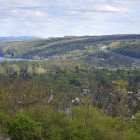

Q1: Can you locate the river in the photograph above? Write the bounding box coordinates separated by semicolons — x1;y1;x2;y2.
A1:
0;57;41;61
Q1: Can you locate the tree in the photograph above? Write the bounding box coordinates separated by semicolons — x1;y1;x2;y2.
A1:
7;113;42;140
134;112;140;134
112;81;128;120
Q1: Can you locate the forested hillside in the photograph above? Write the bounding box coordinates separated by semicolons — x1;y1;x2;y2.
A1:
0;34;140;69
0;34;140;59
107;39;140;58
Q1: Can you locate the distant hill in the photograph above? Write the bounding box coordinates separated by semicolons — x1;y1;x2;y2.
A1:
0;34;140;68
0;36;35;41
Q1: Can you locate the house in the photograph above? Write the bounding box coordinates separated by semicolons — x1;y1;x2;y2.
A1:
71;97;83;106
48;94;54;103
82;88;90;94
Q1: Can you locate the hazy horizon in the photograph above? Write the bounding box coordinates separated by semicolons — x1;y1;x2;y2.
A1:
0;0;140;37
1;34;140;38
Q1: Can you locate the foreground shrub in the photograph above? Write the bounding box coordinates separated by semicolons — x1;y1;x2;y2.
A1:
123;129;140;140
7;113;42;140
134;112;140;134
26;105;94;140
0;110;9;135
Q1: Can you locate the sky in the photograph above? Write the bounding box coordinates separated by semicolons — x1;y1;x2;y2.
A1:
0;0;140;37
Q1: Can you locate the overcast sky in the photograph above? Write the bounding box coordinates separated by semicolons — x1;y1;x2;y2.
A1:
0;0;140;37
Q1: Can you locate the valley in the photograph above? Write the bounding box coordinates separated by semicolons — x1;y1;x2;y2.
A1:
0;34;140;140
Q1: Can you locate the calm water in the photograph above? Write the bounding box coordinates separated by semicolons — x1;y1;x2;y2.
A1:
0;57;34;61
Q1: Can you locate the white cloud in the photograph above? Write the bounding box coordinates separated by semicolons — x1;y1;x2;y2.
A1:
11;9;19;14
24;22;36;27
70;11;80;14
35;11;46;17
99;5;123;12
0;19;11;22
